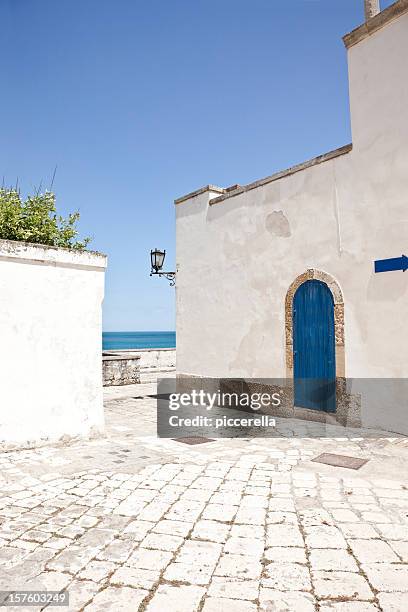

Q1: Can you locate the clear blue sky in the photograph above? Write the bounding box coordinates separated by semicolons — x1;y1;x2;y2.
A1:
1;0;394;331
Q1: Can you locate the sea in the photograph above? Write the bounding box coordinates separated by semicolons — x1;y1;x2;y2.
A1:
102;331;176;351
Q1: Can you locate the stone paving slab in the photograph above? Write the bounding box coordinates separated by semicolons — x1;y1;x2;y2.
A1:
0;383;407;610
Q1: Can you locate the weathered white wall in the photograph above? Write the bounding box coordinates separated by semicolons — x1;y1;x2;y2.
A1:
175;7;408;432
0;240;107;447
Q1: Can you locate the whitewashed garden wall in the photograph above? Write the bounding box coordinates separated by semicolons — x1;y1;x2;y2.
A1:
0;239;107;448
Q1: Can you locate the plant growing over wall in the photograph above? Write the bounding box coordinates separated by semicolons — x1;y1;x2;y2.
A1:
0;188;91;250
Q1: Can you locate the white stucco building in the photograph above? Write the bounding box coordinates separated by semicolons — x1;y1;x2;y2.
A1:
175;1;408;433
0;239;107;447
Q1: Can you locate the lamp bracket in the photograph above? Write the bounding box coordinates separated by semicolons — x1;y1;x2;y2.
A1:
150;271;176;287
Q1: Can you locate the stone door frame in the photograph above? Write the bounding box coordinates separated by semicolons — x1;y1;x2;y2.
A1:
285;269;345;418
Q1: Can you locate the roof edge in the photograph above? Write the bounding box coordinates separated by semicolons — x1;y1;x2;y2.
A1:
343;0;408;49
209;144;353;207
174;184;225;205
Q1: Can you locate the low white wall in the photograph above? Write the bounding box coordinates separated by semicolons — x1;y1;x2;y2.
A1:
0;239;107;447
138;348;176;382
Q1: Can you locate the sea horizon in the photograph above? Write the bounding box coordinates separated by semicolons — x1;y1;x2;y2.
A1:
103;330;176;350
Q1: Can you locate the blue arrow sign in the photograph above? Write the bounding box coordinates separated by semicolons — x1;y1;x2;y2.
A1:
374;255;408;273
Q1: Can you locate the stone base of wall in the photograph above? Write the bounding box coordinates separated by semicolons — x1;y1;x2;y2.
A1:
176;375;361;428
0;425;105;453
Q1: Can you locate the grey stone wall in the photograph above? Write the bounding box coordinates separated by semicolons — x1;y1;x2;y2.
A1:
102;355;141;386
102;349;176;386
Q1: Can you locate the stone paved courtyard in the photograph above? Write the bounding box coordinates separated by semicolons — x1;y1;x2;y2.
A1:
1;383;408;611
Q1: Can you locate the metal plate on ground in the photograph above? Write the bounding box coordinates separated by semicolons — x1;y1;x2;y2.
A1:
173;437;215;445
312;453;368;470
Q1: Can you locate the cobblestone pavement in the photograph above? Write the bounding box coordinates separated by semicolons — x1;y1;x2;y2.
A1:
1;383;408;611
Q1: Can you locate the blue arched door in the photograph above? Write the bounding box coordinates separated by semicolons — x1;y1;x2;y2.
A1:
293;279;336;412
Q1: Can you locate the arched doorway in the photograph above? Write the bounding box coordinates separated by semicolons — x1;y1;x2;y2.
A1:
293;280;335;412
285;269;345;414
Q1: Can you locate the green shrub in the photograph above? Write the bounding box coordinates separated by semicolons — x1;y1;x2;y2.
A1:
0;188;91;250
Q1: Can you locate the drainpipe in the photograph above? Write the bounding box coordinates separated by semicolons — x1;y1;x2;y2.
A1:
365;0;380;21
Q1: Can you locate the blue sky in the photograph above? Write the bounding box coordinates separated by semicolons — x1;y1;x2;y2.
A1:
1;0;394;331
